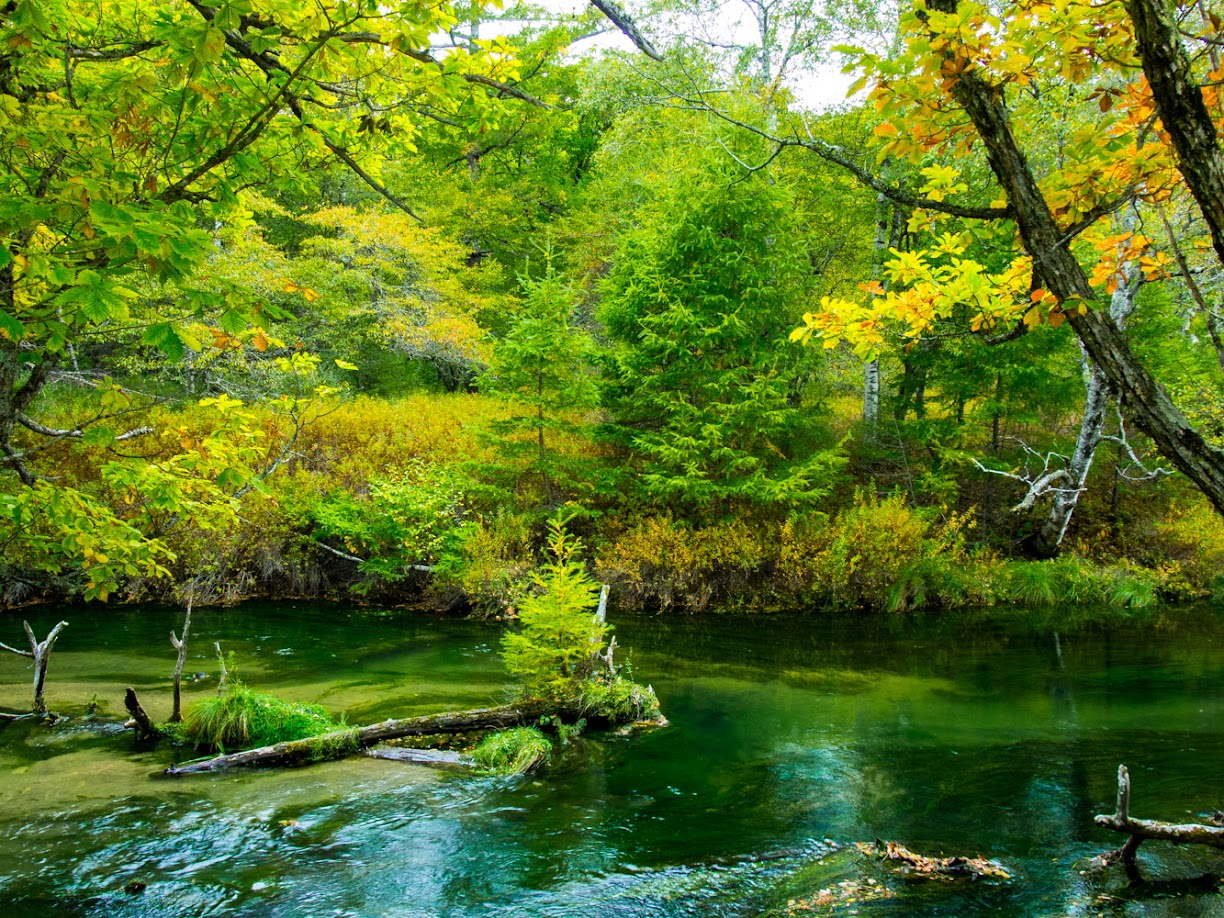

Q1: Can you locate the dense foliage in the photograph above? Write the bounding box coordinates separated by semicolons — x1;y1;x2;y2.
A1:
3;0;1224;613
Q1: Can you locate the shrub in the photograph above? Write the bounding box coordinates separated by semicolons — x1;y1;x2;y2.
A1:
182;682;342;752
595;513;766;610
432;509;536;614
1148;498;1224;598
779;490;976;610
471;727;552;775
304;459;469;588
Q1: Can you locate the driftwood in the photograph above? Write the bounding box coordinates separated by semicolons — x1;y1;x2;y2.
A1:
591;584;617;676
124;688;159;742
0;620;68;712
214;641;227;695
364;746;468;766
169;601;192;723
857;841;1011;881
1095;764;1224;875
164;699;582;775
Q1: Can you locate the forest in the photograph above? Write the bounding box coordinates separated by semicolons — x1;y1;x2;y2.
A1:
3;0;1224;615
3;0;1224;915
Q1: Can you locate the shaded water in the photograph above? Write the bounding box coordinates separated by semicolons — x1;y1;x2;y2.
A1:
0;602;1222;916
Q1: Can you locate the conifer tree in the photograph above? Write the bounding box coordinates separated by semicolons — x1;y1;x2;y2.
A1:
599;157;841;514
481;252;597;505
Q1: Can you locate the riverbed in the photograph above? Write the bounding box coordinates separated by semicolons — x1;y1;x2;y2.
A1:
0;602;1221;916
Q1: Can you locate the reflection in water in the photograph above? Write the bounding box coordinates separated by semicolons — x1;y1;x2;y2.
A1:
0;602;1222;916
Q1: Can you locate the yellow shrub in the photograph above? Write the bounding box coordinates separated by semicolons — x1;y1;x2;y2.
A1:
596;514;765;610
1150;498;1224;598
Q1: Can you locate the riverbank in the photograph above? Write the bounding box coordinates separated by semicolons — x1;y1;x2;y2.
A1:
3;393;1221;614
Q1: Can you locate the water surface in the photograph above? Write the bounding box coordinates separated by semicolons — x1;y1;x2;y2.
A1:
0;602;1222;916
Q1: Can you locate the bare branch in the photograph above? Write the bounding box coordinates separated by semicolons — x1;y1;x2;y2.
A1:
971;438;1086;511
316;541;365;563
1103;405;1173;481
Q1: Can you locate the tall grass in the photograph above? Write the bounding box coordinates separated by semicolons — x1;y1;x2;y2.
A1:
470;727;552;775
182;682;342;751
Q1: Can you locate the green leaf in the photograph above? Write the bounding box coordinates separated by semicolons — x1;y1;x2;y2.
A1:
219;308;247;336
142;322;185;360
82;426;116;448
0;309;24;340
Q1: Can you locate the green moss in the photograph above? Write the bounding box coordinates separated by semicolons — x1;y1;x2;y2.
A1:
306;727;361;762
471;726;552;775
182;681;342;752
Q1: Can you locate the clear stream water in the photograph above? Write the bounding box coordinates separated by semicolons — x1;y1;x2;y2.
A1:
0;602;1222;917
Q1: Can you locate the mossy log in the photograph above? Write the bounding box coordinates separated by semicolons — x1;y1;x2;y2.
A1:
1094;764;1224;873
164;699;582;775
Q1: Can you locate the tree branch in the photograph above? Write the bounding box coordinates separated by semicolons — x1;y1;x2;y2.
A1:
587;0;663;61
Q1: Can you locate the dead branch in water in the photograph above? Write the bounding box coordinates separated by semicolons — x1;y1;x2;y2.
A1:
1095;764;1224;879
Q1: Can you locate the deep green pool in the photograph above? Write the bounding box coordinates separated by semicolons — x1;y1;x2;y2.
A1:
1;602;1222;916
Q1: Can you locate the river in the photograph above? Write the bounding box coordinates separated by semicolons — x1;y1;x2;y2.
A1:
0;602;1221;916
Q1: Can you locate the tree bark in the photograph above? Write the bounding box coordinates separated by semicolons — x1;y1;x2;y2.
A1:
926;0;1224;516
1126;0;1224;270
1032;215;1142;558
163;699;584;775
214;641;227;695
862;186;890;435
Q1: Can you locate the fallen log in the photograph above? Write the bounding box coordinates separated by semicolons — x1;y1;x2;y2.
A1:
1094;764;1224;874
164;699;582;775
364;746;469;766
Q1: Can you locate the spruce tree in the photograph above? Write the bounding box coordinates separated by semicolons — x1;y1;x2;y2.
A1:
481;253;597;505
599;158;841;514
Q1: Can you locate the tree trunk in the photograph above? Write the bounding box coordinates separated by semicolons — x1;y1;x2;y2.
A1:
1031;213;1142;558
164;699;584;775
862;181;894;436
1126;0;1224;270
863;358;881;433
124;687;159;742
0;620;68;713
927;0;1224;516
1031;360;1110;557
169;602;192;723
214;641;227;695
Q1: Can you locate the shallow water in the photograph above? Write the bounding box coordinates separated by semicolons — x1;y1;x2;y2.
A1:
0;602;1222;916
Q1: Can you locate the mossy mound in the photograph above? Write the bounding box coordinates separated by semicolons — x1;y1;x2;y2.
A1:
182;682;342;752
471;726;552;775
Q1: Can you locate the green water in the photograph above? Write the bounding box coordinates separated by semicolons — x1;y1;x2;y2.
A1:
1;602;1222;917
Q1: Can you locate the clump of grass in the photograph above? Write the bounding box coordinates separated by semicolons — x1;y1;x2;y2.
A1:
471;726;552;775
182;681;341;752
578;676;660;722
